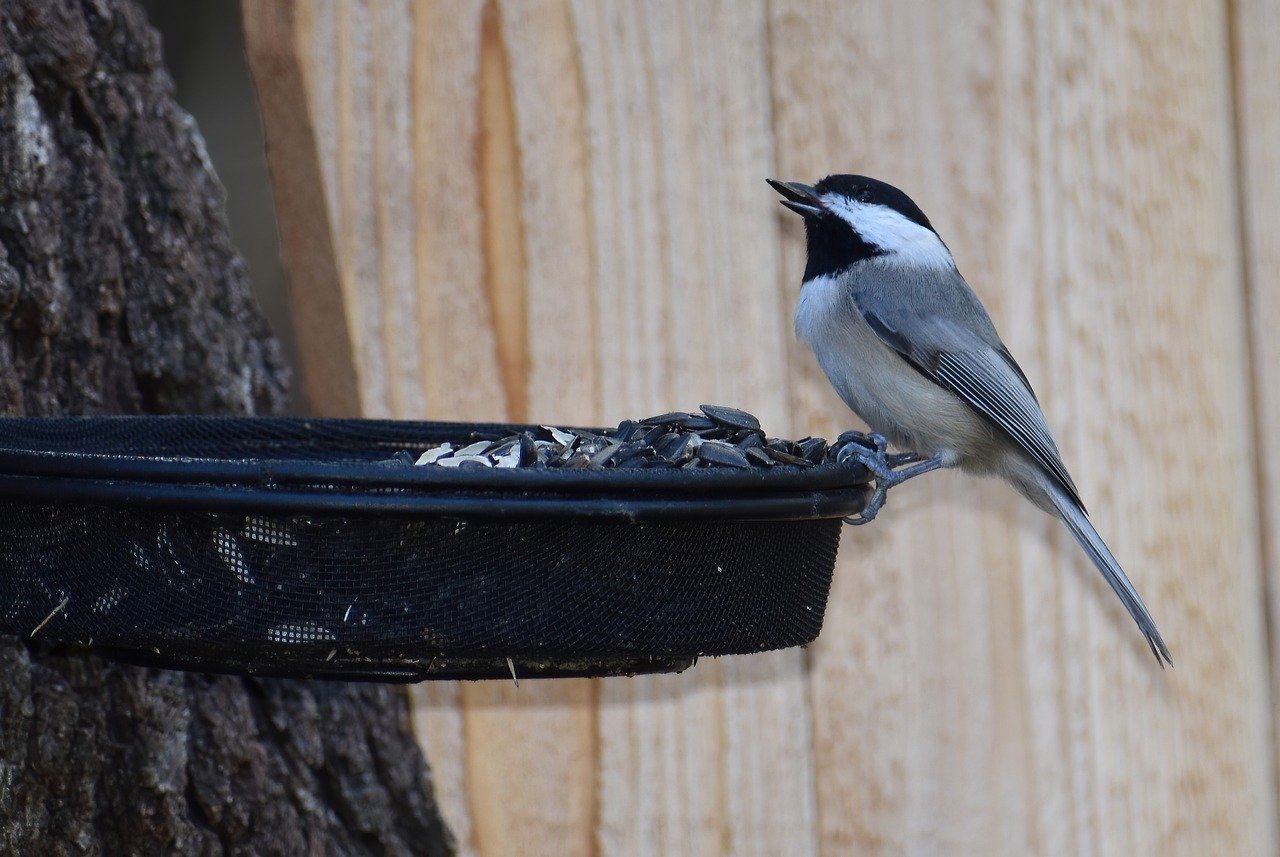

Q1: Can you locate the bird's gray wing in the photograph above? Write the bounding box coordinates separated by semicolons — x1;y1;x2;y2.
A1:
855;285;1085;511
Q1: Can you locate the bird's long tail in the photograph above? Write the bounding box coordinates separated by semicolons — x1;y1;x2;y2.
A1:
1043;480;1172;666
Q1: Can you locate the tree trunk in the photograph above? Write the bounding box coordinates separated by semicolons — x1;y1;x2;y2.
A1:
0;1;453;853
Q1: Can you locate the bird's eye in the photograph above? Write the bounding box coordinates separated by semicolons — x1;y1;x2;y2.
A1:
855;187;875;203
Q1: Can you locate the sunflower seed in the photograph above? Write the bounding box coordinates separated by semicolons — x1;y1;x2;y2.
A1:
563;452;593;468
437;454;492;468
644;412;689;426
700;404;762;432
677;415;716;431
415;443;454;465
765;447;812;467
590;442;622;467
798;437;828;464
659;432;694;462
404;405;847;472
518;433;538;465
544;426;578;447
835;430;870;448
492;444;521;468
644;456;678;468
696;440;752;468
641;424;667;447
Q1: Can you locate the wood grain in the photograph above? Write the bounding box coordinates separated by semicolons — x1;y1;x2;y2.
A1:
1234;0;1280;819
770;0;1274;853
242;1;361;416
568;5;816;854
244;0;1277;853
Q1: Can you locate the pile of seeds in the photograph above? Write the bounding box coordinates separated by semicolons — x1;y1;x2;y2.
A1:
398;405;854;471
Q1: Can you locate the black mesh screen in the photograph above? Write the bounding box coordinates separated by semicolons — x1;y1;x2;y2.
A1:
0;417;861;680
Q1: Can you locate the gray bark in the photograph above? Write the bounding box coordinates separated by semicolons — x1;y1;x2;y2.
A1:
0;1;454;853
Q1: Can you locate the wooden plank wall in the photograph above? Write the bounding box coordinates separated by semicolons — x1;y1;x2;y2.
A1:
1236;7;1280;854
242;1;1277;853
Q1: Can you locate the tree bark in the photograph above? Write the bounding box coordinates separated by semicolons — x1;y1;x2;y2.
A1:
0;1;453;853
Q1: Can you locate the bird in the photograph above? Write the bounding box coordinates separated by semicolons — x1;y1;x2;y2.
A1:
768;174;1171;665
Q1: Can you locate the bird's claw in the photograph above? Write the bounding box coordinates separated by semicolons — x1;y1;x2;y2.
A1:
838;433;895;525
837;433;942;526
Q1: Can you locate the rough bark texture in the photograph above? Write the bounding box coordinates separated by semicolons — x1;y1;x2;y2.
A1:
0;1;453;853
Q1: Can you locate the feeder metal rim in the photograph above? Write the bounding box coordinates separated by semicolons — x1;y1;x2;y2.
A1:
0;415;872;496
0;447;870;493
0;473;869;520
85;645;698;682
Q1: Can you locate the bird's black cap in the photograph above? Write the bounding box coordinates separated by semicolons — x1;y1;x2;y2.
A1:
812;175;936;233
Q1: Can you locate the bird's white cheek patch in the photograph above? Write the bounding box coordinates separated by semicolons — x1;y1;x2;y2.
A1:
823;196;954;271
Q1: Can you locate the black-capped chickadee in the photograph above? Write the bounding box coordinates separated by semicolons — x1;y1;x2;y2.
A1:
768;174;1170;665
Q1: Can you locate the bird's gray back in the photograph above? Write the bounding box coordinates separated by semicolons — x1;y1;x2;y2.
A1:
846;260;1003;354
844;260;1084;508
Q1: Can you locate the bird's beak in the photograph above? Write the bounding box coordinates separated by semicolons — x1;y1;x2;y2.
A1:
767;179;824;218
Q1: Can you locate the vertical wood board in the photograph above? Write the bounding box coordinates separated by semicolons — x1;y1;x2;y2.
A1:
243;0;1277;853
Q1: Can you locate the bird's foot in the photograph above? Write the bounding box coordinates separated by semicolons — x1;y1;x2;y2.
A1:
836;433;944;525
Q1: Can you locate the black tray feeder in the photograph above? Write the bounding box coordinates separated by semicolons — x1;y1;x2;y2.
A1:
0;415;872;681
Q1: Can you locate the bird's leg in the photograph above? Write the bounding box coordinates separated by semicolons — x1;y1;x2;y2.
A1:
837;433;946;525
